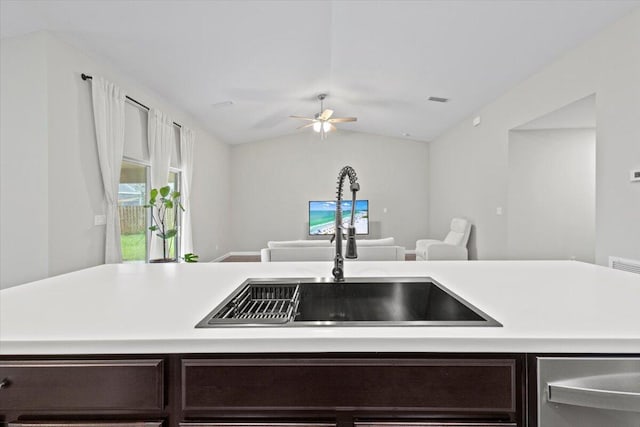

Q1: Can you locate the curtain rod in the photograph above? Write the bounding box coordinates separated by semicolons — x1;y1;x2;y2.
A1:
81;73;182;129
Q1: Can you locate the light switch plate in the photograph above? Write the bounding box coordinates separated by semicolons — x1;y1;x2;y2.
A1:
631;169;640;182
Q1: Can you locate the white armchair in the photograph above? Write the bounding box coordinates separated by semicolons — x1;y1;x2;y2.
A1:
415;218;471;260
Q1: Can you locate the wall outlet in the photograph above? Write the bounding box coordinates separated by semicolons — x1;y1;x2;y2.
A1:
473;116;481;127
631;169;640;182
94;215;106;226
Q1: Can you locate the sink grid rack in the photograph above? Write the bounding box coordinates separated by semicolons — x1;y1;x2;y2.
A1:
207;283;300;325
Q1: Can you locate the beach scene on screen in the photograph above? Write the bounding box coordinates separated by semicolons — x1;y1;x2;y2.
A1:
309;200;369;235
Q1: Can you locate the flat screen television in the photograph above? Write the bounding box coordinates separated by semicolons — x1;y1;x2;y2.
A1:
309;200;369;236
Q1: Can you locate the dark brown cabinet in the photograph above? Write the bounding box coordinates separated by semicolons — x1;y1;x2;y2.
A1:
1;354;524;427
0;359;164;411
8;423;163;427
182;358;516;412
355;423;516;427
179;424;336;427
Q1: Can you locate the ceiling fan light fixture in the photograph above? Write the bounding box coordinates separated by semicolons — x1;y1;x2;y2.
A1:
290;93;356;138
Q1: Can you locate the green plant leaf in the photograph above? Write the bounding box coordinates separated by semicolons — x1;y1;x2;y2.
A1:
183;253;199;263
165;200;174;209
150;188;158;199
165;229;178;239
156;233;166;239
171;191;180;199
148;225;158;231
159;186;170;197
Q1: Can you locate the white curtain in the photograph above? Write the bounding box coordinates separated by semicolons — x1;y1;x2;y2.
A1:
90;76;126;264
179;127;195;255
147;108;175;259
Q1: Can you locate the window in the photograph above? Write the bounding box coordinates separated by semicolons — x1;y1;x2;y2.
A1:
118;161;148;262
120;102;182;262
118;160;181;262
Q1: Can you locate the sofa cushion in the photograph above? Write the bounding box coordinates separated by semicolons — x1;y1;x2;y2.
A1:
443;231;465;246
265;246;405;262
354;237;395;246
267;239;332;249
268;247;334;261
267;238;395;249
444;218;470;246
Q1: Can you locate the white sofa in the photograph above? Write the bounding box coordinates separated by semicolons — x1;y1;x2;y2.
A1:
415;218;471;260
260;237;406;262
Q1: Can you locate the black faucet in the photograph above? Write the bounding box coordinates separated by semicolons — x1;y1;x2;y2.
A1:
331;166;360;282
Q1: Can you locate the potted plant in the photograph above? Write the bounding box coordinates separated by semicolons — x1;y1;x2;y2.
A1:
145;185;183;263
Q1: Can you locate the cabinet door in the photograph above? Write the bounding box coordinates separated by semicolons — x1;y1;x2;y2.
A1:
182;358;516;412
8;423;163;427
179;424;336;427
355;422;516;427
0;359;164;411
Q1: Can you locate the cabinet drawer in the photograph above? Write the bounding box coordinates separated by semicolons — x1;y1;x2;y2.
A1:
182;358;515;411
355;422;516;427
0;359;164;411
8;423;162;427
180;424;335;427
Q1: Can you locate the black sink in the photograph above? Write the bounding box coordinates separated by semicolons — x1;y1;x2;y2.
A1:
195;277;501;327
296;279;490;324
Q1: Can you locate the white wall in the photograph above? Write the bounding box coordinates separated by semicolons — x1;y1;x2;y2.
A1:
428;9;640;264
508;128;596;262
1;32;232;288
0;33;49;288
230;131;429;251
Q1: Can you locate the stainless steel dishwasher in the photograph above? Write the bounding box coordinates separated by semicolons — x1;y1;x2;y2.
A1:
538;357;640;426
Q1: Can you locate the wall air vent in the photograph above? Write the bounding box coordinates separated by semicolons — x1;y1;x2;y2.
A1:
211;100;234;108
609;256;640;275
428;96;449;103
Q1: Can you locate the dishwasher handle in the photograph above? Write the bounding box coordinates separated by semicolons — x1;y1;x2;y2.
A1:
547;373;640;413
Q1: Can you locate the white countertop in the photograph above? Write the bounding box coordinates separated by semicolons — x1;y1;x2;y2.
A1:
1;260;639;355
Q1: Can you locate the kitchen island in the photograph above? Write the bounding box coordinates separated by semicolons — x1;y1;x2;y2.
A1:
1;260;639;426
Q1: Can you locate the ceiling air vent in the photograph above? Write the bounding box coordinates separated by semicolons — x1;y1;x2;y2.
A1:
428;96;449;103
609;256;640;275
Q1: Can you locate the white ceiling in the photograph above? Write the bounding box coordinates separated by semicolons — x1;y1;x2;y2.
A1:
1;0;638;144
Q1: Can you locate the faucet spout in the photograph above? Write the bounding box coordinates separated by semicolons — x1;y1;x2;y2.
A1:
332;166;360;282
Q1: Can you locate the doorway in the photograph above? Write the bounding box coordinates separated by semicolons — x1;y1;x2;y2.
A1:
507;94;596;262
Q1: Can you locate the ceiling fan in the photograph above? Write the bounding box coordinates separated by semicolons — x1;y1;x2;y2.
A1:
290;94;357;139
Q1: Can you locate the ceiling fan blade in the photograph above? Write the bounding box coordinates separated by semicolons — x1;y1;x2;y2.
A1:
330;124;337;132
329;117;357;123
297;122;315;130
289;115;315;121
319;109;334;121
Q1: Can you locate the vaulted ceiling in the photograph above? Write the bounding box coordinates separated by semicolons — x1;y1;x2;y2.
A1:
1;0;638;144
